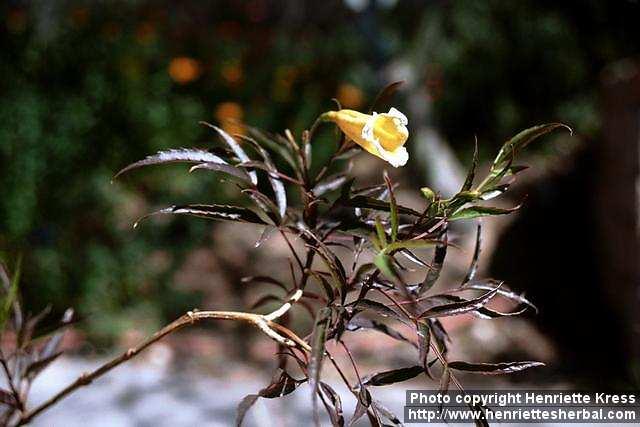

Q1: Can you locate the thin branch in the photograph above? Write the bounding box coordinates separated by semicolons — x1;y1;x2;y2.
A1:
18;307;309;425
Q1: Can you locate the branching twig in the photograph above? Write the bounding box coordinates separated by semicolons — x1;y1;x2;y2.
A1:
18;306;308;425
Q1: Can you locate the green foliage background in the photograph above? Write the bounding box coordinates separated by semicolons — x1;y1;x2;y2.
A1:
0;0;637;342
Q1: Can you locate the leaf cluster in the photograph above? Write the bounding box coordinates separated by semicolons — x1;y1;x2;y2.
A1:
112;83;569;426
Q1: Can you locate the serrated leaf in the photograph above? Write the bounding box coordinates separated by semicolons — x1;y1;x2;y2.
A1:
461;279;538;313
364;365;423;386
246;127;299;171
449;204;520;221
423;293;527;319
202;122;258;185
114;148;230;179
134;204;266;227
241;188;280;224
244;141;288;218
448;360;544;375
188;162;252;183
418;284;500;319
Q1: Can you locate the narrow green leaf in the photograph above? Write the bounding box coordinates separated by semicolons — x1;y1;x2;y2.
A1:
383;238;439;254
374;253;397;281
449;204;520;221
493;123;571;168
375;218;387;247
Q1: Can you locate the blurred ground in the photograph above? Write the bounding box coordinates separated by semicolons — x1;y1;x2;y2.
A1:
29;356;575;427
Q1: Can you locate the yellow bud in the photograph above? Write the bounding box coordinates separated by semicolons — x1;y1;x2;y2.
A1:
324;108;409;167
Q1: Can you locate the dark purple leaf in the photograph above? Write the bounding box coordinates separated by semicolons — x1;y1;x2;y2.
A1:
448;360;545;375
201;122;258;185
344;196;421;216
417;321;432;377
461;279;538;313
114;148;229;179
418;233;447;296
320;382;344;427
309;308;331;426
259;370;302;398
372;399;402;426
314;174;349;197
368;81;404;114
26;351;63;378
349;387;371;427
235;394;259;426
352;299;404;323
133;204;266;228
423;293;527;319
364;365;424;386
418;284;500;319
462;223;482;284
461;137;479;192
347;316;415;347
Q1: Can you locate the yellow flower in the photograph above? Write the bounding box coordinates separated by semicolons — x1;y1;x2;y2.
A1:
323;108;409;167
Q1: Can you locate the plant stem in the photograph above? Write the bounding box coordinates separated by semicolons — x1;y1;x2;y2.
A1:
17;308;308;425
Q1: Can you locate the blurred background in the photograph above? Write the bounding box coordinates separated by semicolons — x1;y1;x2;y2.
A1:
1;0;639;424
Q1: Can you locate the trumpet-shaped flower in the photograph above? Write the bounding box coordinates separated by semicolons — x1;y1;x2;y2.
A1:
324;108;409;167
